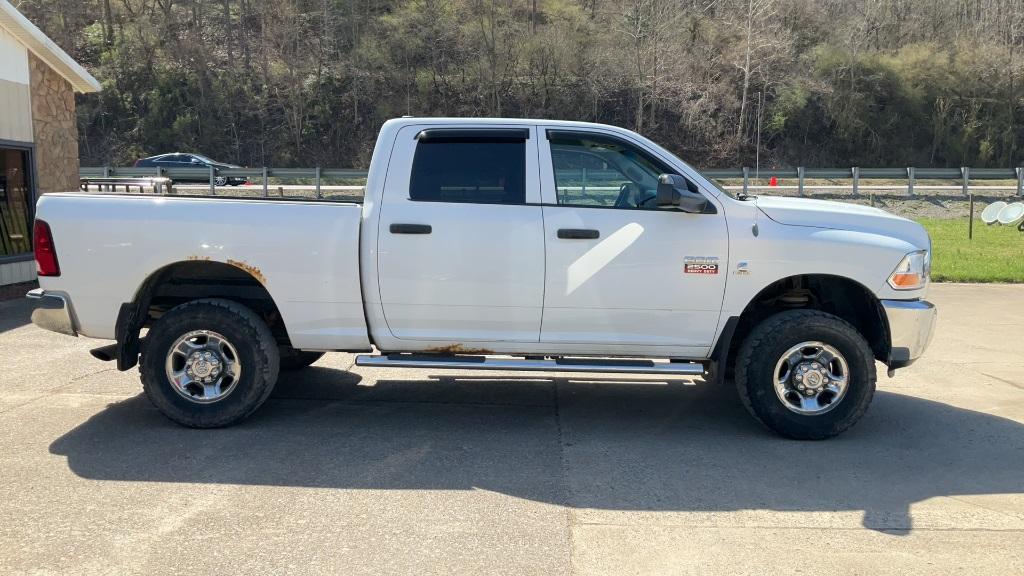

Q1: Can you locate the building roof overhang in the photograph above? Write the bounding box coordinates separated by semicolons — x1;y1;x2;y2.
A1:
0;1;101;93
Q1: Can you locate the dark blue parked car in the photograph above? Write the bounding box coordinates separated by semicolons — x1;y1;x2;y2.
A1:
133;153;248;186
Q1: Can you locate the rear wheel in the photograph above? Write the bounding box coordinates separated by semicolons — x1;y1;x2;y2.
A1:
734;309;876;440
140;298;279;428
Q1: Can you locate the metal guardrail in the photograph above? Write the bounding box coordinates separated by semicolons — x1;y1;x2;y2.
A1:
80;166;1024;197
78;167;368;179
704;166;1024;198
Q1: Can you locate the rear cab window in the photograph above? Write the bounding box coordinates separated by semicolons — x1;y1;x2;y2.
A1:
408;129;528;205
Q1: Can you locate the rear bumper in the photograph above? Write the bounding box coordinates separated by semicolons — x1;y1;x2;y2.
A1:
26;288;78;337
882;299;936;369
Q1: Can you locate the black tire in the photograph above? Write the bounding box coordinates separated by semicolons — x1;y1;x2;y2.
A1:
734;309;876;440
279;348;325;370
140;298;280;428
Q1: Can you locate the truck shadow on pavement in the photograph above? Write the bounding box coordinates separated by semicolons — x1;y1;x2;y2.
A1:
0;299;31;334
49;365;1024;534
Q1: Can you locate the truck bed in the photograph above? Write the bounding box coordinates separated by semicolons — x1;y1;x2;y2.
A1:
34;193;371;351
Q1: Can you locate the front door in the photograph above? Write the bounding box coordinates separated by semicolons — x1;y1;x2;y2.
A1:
538;129;728;352
376;125;545;343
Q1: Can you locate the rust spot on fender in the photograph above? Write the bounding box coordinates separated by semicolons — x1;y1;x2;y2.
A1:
424;344;494;355
226;258;267;284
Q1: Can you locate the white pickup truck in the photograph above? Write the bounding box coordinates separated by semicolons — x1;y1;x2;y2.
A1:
28;117;936;439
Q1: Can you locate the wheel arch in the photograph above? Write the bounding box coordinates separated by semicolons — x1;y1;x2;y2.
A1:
713;273;890;381
114;259;293;371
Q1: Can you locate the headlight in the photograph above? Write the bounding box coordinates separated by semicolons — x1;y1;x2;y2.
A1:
887;250;930;290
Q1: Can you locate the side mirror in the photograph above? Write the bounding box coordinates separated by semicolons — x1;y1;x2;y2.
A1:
657;174;709;213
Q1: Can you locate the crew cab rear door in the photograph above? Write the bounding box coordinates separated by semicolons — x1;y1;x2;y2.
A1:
538;128;728;353
375;124;545;342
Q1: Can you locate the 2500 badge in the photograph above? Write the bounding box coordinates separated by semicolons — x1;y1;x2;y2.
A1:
684;256;719;275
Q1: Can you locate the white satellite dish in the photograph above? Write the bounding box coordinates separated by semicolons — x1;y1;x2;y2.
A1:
997;202;1024;225
981;201;1007;224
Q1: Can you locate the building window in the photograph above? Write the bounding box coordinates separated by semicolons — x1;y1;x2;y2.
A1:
0;147;33;256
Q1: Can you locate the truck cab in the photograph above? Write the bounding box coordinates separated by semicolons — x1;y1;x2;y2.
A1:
365;121;727;357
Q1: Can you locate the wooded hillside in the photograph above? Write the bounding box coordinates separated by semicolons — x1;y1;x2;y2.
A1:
16;0;1024;169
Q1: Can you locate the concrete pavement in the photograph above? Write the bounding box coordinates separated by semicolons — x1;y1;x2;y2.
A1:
1;283;1023;575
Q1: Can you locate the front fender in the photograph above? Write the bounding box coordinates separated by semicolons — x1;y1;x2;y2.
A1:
720;214;923;319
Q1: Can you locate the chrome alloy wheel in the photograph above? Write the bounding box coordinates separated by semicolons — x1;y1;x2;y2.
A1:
773;341;849;415
214;176;227;186
164;330;241;403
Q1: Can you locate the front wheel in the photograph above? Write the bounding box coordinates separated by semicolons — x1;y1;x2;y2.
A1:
140;298;280;428
214;176;228;186
734;309;876;440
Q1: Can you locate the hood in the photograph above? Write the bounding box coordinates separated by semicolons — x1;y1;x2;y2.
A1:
753;196;930;250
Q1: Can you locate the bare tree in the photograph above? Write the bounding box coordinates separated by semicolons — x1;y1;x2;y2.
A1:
617;0;680;132
725;0;788;151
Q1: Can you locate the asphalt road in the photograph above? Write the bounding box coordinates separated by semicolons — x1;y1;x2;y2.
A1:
1;284;1023;575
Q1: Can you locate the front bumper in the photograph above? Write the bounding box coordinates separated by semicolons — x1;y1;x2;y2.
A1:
881;299;936;369
26;288;78;337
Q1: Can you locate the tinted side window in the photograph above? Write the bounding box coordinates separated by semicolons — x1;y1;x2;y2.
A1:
409;140;525;204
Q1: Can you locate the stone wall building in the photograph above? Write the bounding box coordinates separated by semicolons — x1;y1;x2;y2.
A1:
0;0;99;286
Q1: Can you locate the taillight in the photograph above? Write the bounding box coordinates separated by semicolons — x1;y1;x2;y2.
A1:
34;220;60;277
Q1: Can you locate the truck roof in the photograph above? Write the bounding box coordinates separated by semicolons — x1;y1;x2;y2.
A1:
382;116;627;131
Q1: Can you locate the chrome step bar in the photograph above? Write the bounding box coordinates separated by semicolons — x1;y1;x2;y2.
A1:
355;354;706;375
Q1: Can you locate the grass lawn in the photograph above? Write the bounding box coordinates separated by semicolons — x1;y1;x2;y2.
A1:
917;217;1024;283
